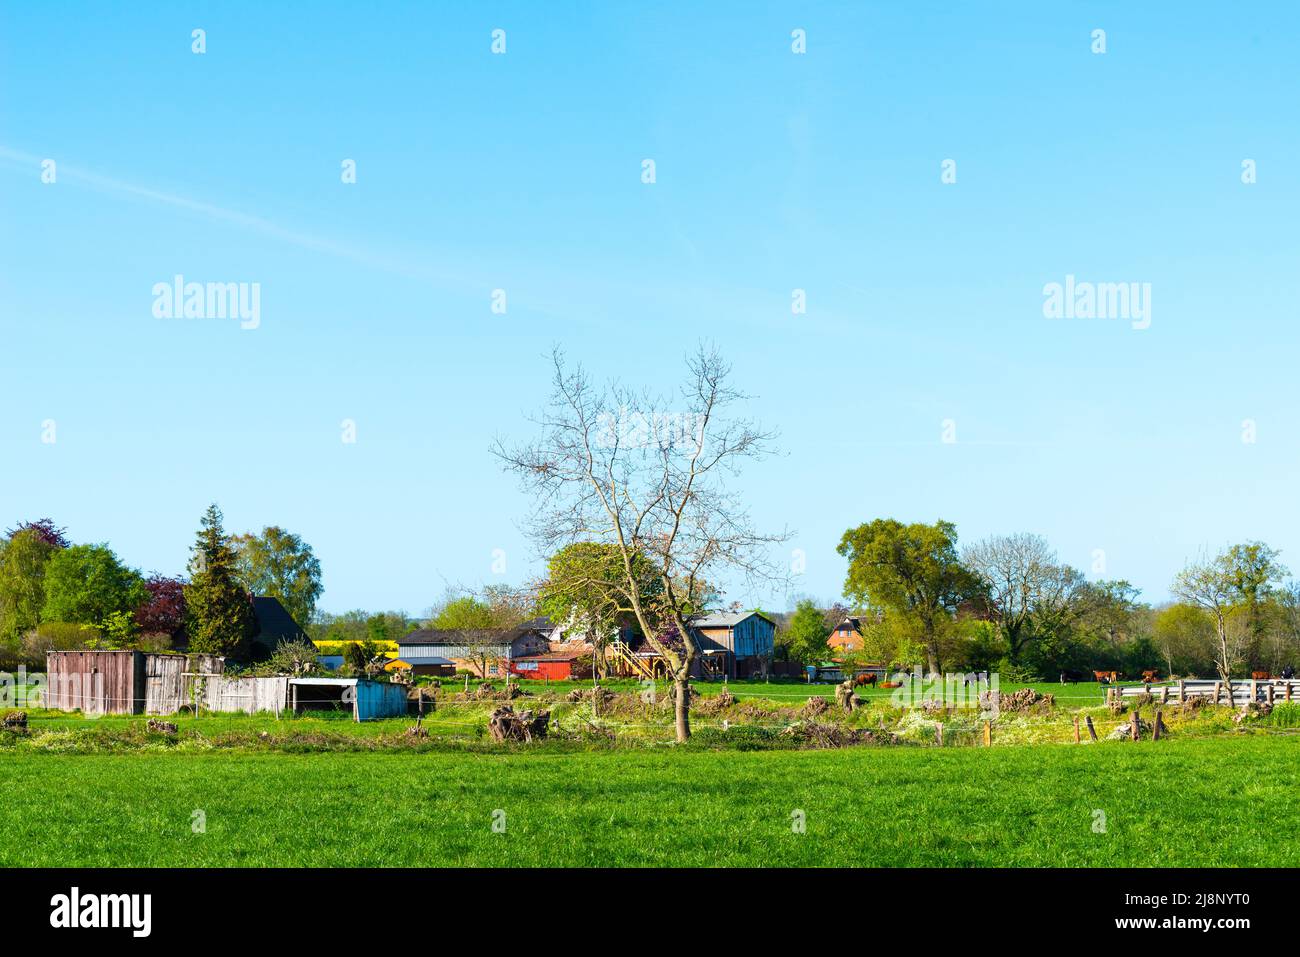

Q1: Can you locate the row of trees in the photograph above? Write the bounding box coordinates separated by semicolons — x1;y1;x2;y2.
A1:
0;506;324;666
810;519;1299;686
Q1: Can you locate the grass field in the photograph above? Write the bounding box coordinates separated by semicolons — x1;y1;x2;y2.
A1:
2;736;1297;867
506;676;1118;706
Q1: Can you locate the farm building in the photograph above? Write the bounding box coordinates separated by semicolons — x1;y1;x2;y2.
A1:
396;617;557;677
167;595;308;660
508;652;586;680
288;678;408;721
45;650;225;715
687;611;777;679
600;611;777;680
386;655;456;677
44;651;406;721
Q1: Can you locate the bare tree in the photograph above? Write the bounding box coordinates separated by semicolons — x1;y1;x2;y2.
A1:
962;532;1088;663
1172;550;1253;685
495;346;789;741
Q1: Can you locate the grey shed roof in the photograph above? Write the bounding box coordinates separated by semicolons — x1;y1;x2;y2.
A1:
690;611;776;629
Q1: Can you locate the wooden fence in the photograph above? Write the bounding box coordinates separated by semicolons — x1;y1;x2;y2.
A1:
1115;678;1300;706
194;675;291;716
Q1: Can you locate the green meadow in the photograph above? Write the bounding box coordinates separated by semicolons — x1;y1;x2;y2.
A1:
2;736;1297;867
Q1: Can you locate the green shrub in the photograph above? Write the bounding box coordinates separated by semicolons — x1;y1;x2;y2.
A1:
1261;702;1300;728
20;622;102;662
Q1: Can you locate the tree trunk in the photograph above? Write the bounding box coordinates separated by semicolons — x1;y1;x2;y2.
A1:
674;677;691;742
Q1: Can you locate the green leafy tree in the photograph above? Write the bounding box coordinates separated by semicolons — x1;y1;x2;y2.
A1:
186;504;257;657
1222;541;1287;667
40;543;146;629
538;542;662;677
429;594;496;630
837;519;978;674
0;528;58;644
784;598;830;664
1172;549;1253;684
233;525;324;627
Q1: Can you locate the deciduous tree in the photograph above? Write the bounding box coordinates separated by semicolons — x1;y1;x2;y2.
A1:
962;533;1088;665
40;544;146;630
233;525;323;627
496;346;788;741
837;519;977;674
1172;549;1253;685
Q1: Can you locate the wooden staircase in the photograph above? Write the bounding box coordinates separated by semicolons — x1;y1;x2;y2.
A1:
607;640;657;680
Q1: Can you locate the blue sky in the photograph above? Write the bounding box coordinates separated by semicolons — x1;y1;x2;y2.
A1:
2;3;1298;616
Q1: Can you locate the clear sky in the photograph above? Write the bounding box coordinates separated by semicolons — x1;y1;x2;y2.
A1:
2;3;1298;617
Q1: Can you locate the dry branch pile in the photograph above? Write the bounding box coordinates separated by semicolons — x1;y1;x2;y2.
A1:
990;688;1056;714
1234;702;1272;725
461;682;528;702
566;685;616;706
2;711;27;730
695;688;738;716
488;706;551;743
146;719;178;735
800;696;830;718
783;722;898;749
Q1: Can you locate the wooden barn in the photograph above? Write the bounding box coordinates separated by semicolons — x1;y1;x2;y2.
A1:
45;650;225;715
508;652;585;680
44;651;405;721
688;611;777;679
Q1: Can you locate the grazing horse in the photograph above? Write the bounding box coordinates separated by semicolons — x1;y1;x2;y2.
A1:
854;672;878;687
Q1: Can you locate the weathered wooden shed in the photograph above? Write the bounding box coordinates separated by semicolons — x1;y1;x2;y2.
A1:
289;678;408;721
45;651;225;715
45;650;143;714
196;675;291;715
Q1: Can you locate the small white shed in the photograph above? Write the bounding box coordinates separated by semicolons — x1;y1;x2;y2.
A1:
288;677;408;722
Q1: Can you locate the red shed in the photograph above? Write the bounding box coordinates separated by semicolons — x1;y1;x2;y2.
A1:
508;653;582;680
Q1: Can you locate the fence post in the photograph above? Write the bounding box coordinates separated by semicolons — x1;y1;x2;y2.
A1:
1161;685;1169;704
1268;684;1275;706
983;720;991;747
1212;681;1221;706
936;722;944;747
1178;678;1186;702
1130;710;1140;741
1153;710;1163;741
1251;678;1258;703
1073;716;1081;743
1085;714;1098;741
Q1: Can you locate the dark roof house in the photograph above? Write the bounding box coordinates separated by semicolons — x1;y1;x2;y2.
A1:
252;596;308;647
